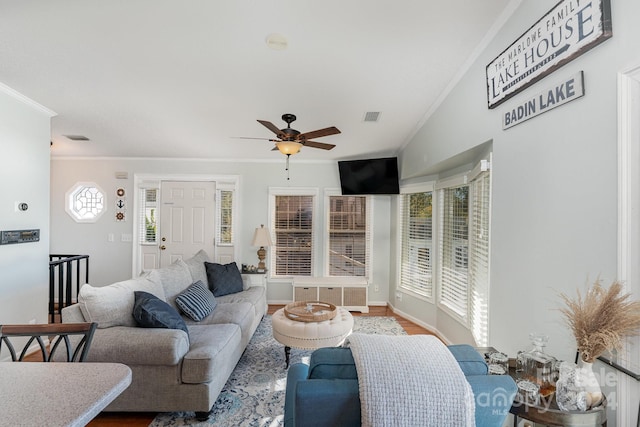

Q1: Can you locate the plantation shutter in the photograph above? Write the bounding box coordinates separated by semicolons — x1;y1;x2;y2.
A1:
273;195;314;276
216;189;234;245
399;190;433;298
469;167;491;346
328;195;369;277
138;188;158;244
438;185;469;317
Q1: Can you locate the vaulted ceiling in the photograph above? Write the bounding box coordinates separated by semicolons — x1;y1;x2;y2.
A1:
0;0;515;160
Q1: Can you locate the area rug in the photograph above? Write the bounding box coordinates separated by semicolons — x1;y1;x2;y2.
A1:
150;315;406;427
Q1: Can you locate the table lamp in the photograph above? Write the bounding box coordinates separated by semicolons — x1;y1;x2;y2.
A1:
251;224;272;272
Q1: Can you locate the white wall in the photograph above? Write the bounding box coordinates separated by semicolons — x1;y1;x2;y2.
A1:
0;86;53;327
396;0;640;423
49;157;392;304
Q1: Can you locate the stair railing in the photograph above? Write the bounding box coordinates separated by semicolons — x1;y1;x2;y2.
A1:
49;254;89;323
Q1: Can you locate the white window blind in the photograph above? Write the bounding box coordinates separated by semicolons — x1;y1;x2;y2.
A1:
469;170;491;346
216;189;234;245
399;191;433;298
438;185;469;318
272;194;314;276
138;188;158;244
328;195;369;277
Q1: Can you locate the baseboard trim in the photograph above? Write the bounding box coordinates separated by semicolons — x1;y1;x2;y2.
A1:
387;303;450;344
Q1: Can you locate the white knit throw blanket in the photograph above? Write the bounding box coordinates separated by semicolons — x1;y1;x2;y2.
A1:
345;333;475;427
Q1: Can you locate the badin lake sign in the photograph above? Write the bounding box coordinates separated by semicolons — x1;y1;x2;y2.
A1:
503;71;584;129
487;0;611;109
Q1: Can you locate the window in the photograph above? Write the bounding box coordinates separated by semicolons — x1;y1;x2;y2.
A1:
270;189;317;276
468;167;491;346
217;189;234;245
327;194;370;277
398;159;492;343
399;186;433;298
139;188;158;244
438;184;469;318
65;182;106;223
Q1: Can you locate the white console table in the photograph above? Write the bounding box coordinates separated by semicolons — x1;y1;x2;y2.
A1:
292;276;369;313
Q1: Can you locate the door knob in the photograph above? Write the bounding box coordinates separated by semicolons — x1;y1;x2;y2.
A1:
160;245;166;250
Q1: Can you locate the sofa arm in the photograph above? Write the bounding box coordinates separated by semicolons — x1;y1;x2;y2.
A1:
292;379;360;427
86;326;190;365
466;375;517;427
284;363;310;426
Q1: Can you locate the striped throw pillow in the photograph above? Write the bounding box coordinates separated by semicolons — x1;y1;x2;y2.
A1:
175;280;217;321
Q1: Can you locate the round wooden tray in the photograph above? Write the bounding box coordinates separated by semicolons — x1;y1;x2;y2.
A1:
284;301;337;323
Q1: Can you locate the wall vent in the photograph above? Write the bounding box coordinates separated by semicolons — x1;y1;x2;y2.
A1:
363;111;381;122
64;135;90;141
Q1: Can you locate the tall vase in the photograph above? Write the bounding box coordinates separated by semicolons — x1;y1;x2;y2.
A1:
556;360;603;411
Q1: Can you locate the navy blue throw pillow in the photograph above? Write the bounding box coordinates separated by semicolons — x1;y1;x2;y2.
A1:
132;291;189;335
205;261;244;297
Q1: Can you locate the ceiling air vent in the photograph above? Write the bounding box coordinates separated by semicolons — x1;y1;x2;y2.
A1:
64;135;90;141
363;111;381;122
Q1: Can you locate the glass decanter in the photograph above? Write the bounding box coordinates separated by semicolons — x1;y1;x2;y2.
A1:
517;333;557;397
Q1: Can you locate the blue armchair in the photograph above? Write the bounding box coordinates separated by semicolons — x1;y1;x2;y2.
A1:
284;344;517;427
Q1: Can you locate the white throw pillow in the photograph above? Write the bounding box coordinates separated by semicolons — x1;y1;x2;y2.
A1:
78;277;165;328
183;249;211;285
147;258;193;309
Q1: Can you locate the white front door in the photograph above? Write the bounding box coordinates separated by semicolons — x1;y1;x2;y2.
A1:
159;181;216;266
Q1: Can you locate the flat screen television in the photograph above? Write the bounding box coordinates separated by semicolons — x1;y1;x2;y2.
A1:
338;157;400;195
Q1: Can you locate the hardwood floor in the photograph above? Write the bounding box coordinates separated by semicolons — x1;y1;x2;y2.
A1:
87;304;434;426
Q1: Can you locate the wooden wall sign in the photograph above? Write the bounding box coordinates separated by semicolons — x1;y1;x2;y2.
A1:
503;71;584;129
486;0;611;109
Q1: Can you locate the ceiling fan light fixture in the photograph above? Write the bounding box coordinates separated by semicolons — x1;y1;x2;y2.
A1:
276;141;302;155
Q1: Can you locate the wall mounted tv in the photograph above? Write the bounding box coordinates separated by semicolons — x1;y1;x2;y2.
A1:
338;157;400;195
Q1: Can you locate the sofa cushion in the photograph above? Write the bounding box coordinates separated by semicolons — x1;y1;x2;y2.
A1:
184;249;210;285
205;261;244;297
216;286;266;318
133;291;189;335
175;280;217;321
147;258;193;310
181;323;242;384
308;347;358;379
78;277;165;328
447;344;488;376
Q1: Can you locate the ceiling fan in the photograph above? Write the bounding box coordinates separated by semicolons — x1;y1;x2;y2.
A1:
238;113;341;155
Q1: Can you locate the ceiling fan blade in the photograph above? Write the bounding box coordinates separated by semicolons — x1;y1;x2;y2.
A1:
298;126;341;141
257;120;284;137
231;136;279;142
303;140;336;150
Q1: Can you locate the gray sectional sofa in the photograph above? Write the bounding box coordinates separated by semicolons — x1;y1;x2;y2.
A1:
60;250;266;419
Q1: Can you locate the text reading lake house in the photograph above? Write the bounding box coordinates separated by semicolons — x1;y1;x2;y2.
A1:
486;0;611;109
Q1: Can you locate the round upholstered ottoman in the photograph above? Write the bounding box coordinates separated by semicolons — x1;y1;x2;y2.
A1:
272;306;354;367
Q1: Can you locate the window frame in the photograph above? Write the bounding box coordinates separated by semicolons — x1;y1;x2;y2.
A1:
324;189;372;279
216;183;236;246
268;187;319;278
397;182;435;301
65;182;107;223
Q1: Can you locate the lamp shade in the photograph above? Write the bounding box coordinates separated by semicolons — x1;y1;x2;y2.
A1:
251;224;272;247
276;141;302;155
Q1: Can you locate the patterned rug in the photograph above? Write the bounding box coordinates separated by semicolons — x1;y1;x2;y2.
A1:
150;315;406;426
